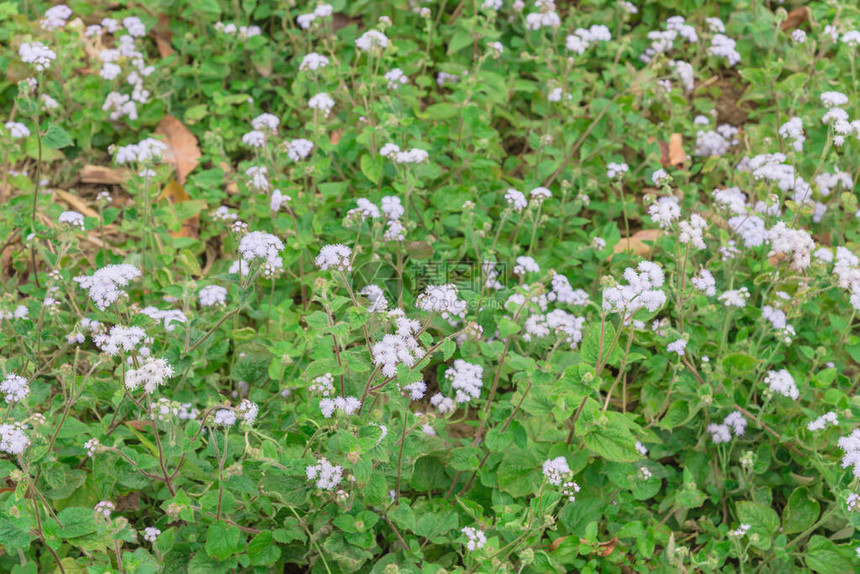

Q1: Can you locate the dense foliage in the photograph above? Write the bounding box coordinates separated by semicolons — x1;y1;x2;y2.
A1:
2;0;860;572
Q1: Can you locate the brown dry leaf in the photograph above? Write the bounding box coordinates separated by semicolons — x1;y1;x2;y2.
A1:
781;7;809;31
159;179;200;239
151;13;175;58
329;129;344;145
668;133;686;169
610;229;663;259
648;136;671;168
115;491;141;512
53;189;99;218
596;536;618;557
155;115;201;184
547;536;568;551
125;420;153;432
80;165;129;185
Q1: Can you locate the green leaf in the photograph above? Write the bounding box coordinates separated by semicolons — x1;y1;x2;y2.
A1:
0;516;34;549
736;501;779;550
498;316;521;338
448;30;472;54
782;487;819;535
422;103;459;120
43;123;74;149
360;154;382;184
205;521;242;561
583;415;639;462
805;535;854;573
497;448;541;497
247;531;280;566
55;507;97;539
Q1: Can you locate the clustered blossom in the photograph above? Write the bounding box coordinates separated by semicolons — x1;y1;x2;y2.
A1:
125;358;174;395
542;456;570;486
319;396;362;418
355;30;389;51
548;274;589;306
838;429;860;478
710;34;741;66
445;360;483;404
417;284;467;320
199;285;228;307
300;52;329;72
93;325;146;355
649;196;680;228
505;189;528;212
513;256;540;275
372;310;424;377
213;409;237;426
310;373;335;396
94;501;115;519
719;287;749;308
565;25;611;54
308;92;335;117
461;527;487;551
765;369;798;399
767;222;814;271
19;42;57;71
74;264;141;310
286;138;314;162
679;214;707;249
808;412;838;432
380;143;429;164
306;457;344;490
1;423;30;455
140;307;187;332
666;339;687;356
1;373;29;403
315;244;353;272
238;231;284;274
59;211;86;230
143;527;160;543
640;16;697;63
5;122;30;138
607;162;629;178
707;411;747;444
602;261;667;317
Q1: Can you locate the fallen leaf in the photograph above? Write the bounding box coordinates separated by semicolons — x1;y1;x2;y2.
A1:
115;491;141;512
648;137;671;168
610;229;663;259
329;129;344;145
155;115;201;184
596;536;618;557
151;13;175;58
53;189;99;218
668;133;686;169
781;7;809;31
125;420;153;432
80;165;129;185
159;179;200;239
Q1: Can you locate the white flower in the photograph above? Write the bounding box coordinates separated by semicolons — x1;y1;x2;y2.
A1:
542;456;570;486
679;214;707;249
19;42;57;71
764;369;798;399
635;441;648;456
514;256;540;275
239;231;284;267
461;526;487;551
401;381;427;400
319;396;361;418
649;196;680;228
300;52;329;72
446;360;483;403
237;399;259;424
140;307;186;332
125;358;174;395
245;166;269;191
709;34;741;66
199;285;227;307
607;162;629;178
728;215;766;248
286;139;314;161
213;409;237;426
0;423;30;455
308;93;335;117
306;457;343;490
385;68;409;89
1;373;29;403
821;91;849;107
355;30;388;51
123;17;146;37
143;527;160;543
361;285;389;313
417;284;467;319
667;339;687;356
602;261;667;316
93;325;146;355
767;222;814;271
242;130;266;148
719;287;749;308
839;429;860;478
94;501;114;519
808;412;838;431
74;264;141;310
651;169;670;186
315;244;352;271
431;392;456;414
5;121;30;138
41;5;72;29
58;211;85;230
503;189;527;211
529;187;552;202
